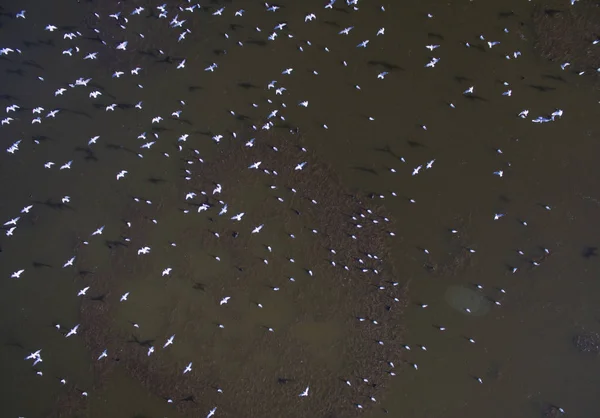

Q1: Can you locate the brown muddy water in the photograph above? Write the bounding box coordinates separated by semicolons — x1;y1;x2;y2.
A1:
1;1;600;418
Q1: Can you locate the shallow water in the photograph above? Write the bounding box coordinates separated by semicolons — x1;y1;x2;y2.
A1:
1;0;600;417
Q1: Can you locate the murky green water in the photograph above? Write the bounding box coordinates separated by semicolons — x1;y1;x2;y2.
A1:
1;0;600;417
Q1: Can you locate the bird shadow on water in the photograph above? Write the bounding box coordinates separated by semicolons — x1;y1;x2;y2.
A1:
528;84;557;93
352;166;378;175
463;94;488;102
581;246;597;259
6;68;25;76
32;199;73;211
105;143;136;155
246;39;267;47
32;261;53;269
428;32;445;40
238;82;258;89
407;139;427;148
22;60;44;70
367;60;404;71
62;108;92;118
74;146;99;162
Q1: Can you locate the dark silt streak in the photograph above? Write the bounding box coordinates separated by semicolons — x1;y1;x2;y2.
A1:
1;0;600;418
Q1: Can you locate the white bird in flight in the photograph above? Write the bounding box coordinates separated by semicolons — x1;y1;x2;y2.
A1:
295;162;307;171
11;269;24;279
63;257;75;268
25;349;41;361
4;217;19;226
163;334;175;348
183;362;192;374
231;213;245;221
220;296;231;305
138;247;151;255
65;324;79;338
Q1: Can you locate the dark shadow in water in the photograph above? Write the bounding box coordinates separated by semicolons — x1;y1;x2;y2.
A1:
22;60;44;70
180;395;196;403
23;39;54;48
246;39;268;47
171;117;193;125
233;114;250;121
129;335;154;348
367;60;404;71
155;56;177;65
6;68;25;76
374;145;402;159
0;93;18;101
105;143;136;154
529;84;556;92
543;9;563;17
5;341;24;349
468;43;486;52
63;108;92;118
138;49;158;58
582;247;598;259
238;82;258;89
463;94;488;102
454;75;473;83
78;270;94;279
427;32;445;41
542;74;567;83
147;177;167;185
105;240;127;250
498;11;517;18
353;166;378;175
33;199;73;211
32;135;51;143
407;140;427;148
74;147;99;162
192;282;206;291
83;35;106;44
323;20;340;28
32;261;53;269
